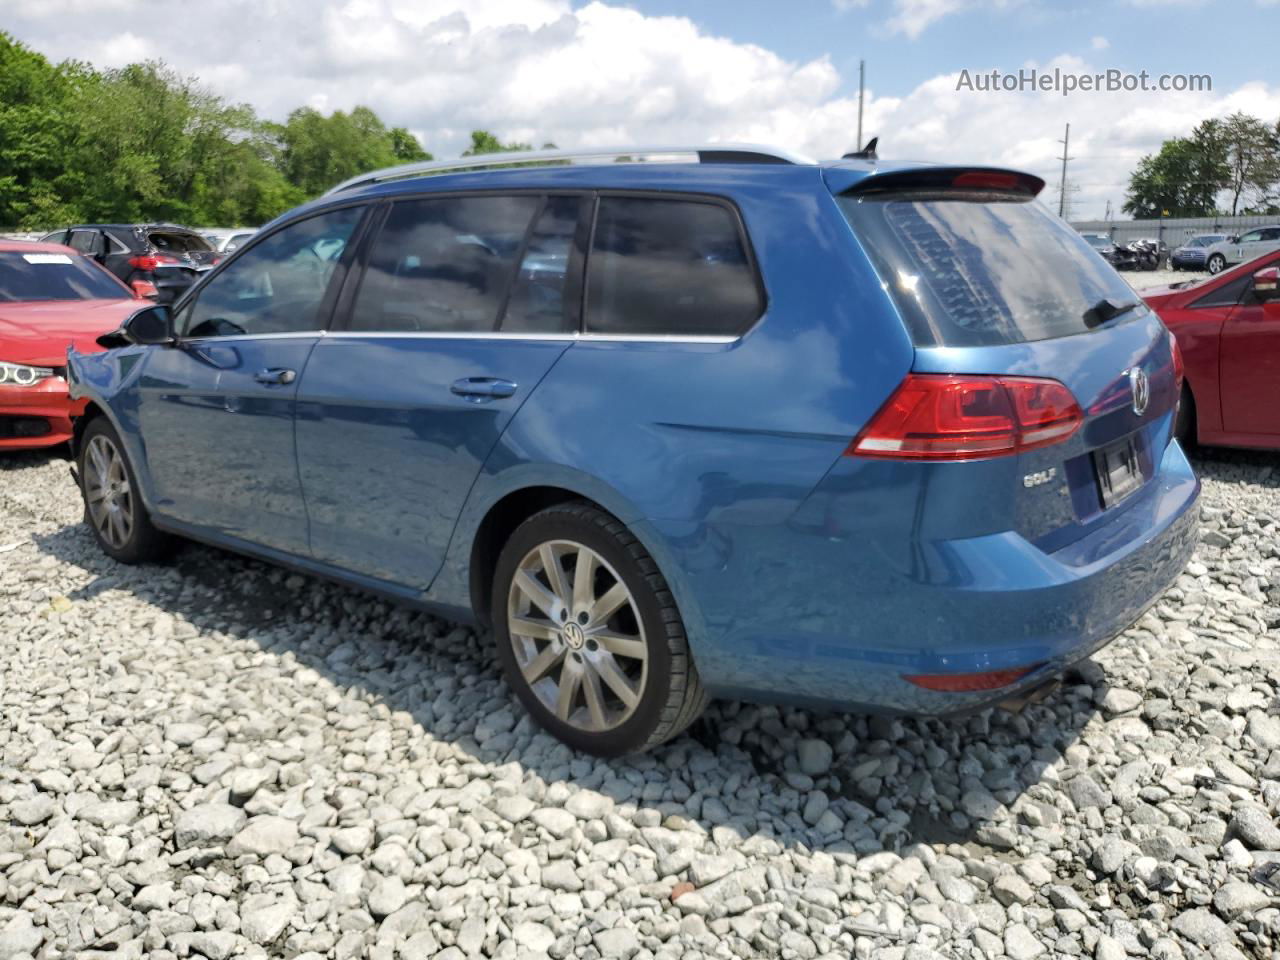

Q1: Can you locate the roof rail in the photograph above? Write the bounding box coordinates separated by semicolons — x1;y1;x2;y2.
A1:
323;143;813;196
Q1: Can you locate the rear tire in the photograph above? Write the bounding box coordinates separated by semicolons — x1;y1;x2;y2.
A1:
492;502;708;756
1207;254;1226;275
1175;384;1196;449
78;417;173;564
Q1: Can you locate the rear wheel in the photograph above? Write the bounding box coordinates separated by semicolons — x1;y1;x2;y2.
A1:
1207;254;1227;275
492;502;708;755
79;417;172;564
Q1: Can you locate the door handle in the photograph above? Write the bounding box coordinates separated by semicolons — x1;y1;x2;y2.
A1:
450;377;518;400
254;368;296;385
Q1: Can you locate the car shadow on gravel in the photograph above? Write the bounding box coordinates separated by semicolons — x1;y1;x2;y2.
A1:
32;512;1109;862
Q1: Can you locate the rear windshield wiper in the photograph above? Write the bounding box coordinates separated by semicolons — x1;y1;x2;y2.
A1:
1083;297;1142;329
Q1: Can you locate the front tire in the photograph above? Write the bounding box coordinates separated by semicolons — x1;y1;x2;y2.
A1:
79;417;172;564
1207;254;1226;275
492;502;708;756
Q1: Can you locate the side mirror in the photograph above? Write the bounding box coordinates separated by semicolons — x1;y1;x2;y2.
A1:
1228;235;1239;244
1253;266;1280;302
97;305;174;348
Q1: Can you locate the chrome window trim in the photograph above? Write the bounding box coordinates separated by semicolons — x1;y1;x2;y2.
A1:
319;330;740;344
179;330;742;346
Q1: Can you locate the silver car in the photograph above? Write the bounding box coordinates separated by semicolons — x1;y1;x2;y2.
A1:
1204;225;1280;274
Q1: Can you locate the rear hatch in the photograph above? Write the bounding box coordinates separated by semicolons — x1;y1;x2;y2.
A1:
146;228;220;271
835;168;1180;552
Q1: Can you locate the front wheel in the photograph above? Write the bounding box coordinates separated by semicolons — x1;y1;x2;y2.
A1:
492;502;708;756
79;417;172;564
1207;254;1227;275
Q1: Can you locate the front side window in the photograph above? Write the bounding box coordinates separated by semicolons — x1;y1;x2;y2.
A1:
349;195;540;333
585;197;761;337
184;206;362;338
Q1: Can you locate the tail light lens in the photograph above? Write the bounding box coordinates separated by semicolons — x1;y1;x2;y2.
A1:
1170;336;1184;388
130;279;159;300
128;253;180;272
849;374;1082;461
904;665;1037;692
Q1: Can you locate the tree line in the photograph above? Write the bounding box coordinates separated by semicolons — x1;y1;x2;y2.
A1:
0;33;539;230
1124;112;1280;219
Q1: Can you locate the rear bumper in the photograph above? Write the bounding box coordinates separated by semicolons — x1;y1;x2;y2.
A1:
658;439;1200;715
0;380;77;450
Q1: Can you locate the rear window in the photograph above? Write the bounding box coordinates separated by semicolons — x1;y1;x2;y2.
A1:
839;193;1141;347
585;197;761;337
0;251;127;302
148;231;214;254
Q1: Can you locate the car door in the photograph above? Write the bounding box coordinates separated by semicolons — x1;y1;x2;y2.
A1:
1220;256;1280;438
68;228;106;265
133;204;368;554
294;192;587;590
1231;229;1268;265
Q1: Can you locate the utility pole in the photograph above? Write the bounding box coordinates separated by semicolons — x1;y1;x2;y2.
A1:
1057;122;1072;219
857;60;865;150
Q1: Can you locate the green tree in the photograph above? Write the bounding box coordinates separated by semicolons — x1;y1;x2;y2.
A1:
1219;112;1280;215
1122;122;1228;219
278;106;431;197
461;130;533;156
389;126;431;162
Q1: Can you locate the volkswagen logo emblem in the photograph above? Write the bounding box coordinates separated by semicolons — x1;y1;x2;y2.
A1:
1128;367;1150;416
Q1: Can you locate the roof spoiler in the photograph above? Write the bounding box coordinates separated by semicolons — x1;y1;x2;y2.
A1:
846;167;1045;198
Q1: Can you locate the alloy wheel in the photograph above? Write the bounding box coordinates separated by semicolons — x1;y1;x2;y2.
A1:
506;539;648;733
84;434;133;550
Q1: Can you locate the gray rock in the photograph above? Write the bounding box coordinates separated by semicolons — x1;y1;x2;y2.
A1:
174;803;247;848
512;921;554;953
594;927;641;959
11;794;55;825
242;900;296;944
331;825;373;855
1170;908;1231;946
1213;880;1269;920
367;876;407;917
226;815;299;857
797;739;833;776
1005;924;1046;960
1231;806;1280;850
1068;774;1112;810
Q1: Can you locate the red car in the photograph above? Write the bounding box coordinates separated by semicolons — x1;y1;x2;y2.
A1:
1143;253;1280;450
0;240;149;450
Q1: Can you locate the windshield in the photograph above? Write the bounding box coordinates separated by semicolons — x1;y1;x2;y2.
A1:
1189;235;1223;248
839;193;1142;347
1084;235;1111;249
0;251;128;302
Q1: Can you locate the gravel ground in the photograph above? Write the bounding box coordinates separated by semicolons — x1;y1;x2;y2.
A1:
2;440;1279;960
1126;268;1208;292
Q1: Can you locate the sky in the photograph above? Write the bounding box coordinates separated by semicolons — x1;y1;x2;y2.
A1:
8;0;1279;220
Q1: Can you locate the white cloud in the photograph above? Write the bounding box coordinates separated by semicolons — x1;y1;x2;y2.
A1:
1090;35;1109;50
6;0;1278;220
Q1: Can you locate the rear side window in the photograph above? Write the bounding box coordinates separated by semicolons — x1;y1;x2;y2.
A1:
350;195;539;333
839;194;1141;347
501;196;584;334
585;197;761;337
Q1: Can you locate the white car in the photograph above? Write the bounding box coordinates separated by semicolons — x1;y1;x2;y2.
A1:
203;229;257;255
1204;225;1280;274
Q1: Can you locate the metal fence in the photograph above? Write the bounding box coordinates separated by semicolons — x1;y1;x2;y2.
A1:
1070;215;1277;247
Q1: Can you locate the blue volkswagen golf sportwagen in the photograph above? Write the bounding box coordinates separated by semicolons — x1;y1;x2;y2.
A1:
68;145;1199;755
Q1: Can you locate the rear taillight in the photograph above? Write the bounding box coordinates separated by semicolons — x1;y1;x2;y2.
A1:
848;374;1083;461
128;253;180;272
904;665;1038;692
1171;336;1184;388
